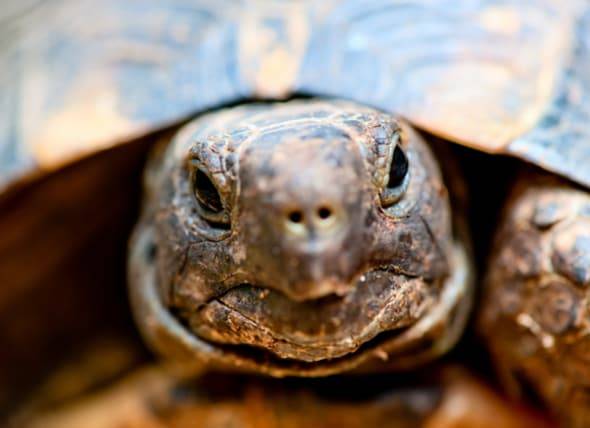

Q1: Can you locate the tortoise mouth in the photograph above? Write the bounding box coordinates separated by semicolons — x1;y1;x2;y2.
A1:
129;233;471;376
178;270;437;363
195;320;417;373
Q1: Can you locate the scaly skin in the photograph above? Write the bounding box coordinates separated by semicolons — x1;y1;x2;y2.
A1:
480;172;590;427
128;99;473;376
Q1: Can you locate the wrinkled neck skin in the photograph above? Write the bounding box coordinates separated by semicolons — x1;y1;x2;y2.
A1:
129;99;472;376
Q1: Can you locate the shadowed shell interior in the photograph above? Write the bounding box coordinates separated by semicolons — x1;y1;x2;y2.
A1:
128;99;473;376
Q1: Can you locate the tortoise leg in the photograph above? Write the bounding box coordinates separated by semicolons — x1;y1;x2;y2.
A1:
479;172;590;427
14;365;544;428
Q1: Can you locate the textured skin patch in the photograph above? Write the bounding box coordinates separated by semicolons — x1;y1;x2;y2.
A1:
551;220;590;287
479;173;590;426
530;282;579;335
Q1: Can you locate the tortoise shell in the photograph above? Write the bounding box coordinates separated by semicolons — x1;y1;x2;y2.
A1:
1;0;589;191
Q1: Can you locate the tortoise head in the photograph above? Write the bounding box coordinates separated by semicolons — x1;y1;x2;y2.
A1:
129;100;470;376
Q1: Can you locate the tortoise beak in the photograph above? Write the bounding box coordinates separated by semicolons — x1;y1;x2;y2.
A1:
286;271;357;302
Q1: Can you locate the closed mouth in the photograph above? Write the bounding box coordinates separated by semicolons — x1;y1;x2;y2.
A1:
131;240;470;376
181;269;437;363
201;322;415;371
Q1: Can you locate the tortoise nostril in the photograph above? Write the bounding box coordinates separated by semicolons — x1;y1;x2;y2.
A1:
317;206;332;220
284;205;342;236
288;210;304;224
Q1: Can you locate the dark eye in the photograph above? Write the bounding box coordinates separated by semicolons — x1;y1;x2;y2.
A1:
387;145;409;188
381;145;410;207
194;169;223;213
193;168;230;229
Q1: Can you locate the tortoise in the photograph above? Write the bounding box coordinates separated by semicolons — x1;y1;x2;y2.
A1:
1;0;590;426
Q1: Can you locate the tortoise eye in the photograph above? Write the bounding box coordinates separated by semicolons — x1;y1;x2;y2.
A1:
387;145;409;188
194;169;223;213
381;145;410;207
193;168;230;229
